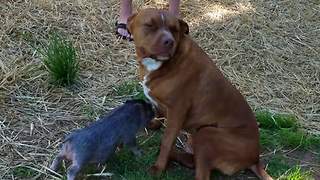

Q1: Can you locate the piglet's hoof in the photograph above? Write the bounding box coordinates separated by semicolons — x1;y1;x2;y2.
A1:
149;165;163;176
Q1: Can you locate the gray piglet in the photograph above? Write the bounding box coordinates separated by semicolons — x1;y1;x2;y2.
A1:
50;99;155;180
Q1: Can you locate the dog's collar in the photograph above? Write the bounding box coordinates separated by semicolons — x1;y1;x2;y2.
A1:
195;123;218;132
195;123;247;133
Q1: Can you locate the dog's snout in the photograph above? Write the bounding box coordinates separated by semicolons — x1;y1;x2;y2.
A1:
160;30;175;48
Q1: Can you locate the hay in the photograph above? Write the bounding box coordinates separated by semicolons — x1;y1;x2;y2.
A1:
0;0;319;179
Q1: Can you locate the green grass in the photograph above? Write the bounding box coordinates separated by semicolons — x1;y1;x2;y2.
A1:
256;111;319;179
256;111;298;130
12;166;38;178
280;167;313;180
113;80;146;100
267;156;313;179
40;34;78;86
104;131;192;180
267;155;292;177
81;104;101;120
256;111;320;150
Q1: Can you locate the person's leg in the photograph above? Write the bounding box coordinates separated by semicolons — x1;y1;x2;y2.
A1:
119;0;132;24
116;0;133;39
169;0;180;17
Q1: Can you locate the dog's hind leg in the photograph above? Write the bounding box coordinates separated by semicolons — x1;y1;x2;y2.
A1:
194;155;211;180
169;148;194;169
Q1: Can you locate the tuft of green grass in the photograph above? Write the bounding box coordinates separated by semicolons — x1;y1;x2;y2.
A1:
279;167;313;180
257;111;320;150
256;111;297;130
40;34;78;86
12;166;38;178
81;104;101;120
259;129;281;149
267;155;292;177
268;157;313;179
254;111;320;179
278;129;320;149
113;80;146;100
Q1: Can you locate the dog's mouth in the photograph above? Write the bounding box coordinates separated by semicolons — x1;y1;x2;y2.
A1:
155;55;170;61
151;52;172;61
150;47;174;61
137;47;172;61
147;54;170;61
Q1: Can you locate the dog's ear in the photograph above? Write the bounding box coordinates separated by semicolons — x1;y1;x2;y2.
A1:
179;19;189;35
127;13;137;34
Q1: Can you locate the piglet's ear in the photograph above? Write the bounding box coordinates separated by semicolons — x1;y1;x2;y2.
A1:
179;19;189;35
127;13;137;34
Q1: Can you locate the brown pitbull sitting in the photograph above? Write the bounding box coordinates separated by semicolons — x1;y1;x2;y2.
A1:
127;8;273;180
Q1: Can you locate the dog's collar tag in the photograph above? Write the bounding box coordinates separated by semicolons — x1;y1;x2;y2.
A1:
142;57;163;72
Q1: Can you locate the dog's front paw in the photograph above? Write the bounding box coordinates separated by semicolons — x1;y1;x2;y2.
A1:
149;165;163;176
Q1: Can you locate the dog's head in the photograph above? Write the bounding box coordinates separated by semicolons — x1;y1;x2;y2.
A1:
128;8;189;62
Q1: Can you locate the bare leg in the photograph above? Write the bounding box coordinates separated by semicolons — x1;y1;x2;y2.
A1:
169;0;180;17
119;0;132;24
117;0;133;38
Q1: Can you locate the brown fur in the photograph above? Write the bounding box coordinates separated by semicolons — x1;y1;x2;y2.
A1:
128;8;273;180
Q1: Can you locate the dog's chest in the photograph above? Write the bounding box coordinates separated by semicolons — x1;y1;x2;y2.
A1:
140;58;163;106
142;75;158;106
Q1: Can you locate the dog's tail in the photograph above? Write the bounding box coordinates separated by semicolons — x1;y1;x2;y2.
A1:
249;162;273;180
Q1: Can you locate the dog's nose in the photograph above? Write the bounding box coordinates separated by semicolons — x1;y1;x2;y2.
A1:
164;38;174;47
163;37;174;48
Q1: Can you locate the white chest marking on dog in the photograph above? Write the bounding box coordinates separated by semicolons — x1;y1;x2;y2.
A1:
140;57;163;106
142;74;158;106
161;13;165;25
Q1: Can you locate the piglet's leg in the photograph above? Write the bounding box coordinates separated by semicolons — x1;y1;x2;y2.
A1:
125;137;143;157
67;155;88;180
50;152;64;172
67;164;81;180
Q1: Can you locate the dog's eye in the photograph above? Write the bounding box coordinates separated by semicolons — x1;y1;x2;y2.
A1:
144;23;153;28
169;25;178;33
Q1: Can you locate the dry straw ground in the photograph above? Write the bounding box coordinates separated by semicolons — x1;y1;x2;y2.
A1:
0;0;319;179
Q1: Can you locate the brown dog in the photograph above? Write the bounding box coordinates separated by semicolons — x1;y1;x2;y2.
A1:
128;8;273;180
